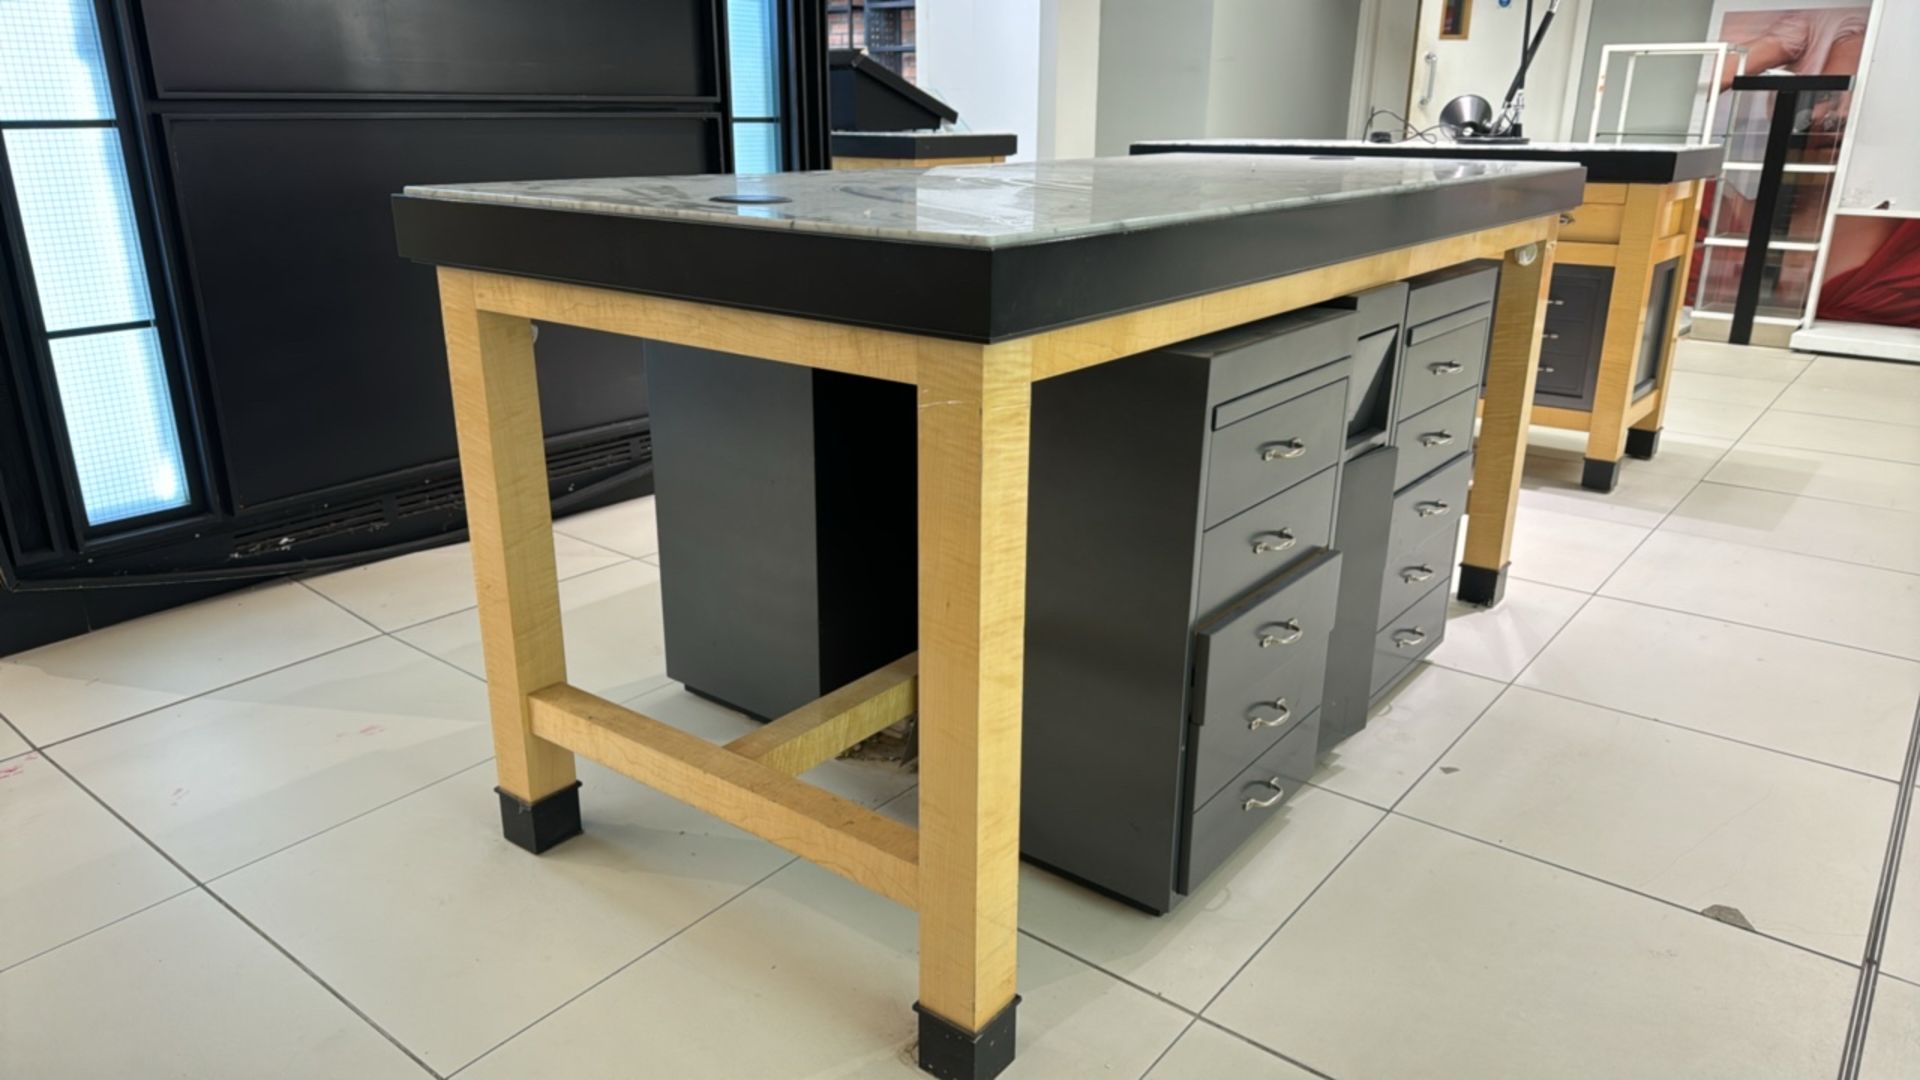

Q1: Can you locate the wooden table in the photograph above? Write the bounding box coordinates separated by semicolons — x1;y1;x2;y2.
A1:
393;155;1578;1078
1135;139;1725;493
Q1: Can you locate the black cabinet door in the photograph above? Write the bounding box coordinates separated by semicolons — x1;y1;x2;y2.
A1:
162;112;717;509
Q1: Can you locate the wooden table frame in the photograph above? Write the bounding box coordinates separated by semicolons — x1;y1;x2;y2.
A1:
1534;178;1705;491
432;211;1558;1079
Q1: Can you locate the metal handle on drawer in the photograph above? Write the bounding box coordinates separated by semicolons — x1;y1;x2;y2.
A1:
1547;298;1566;307
1260;439;1308;461
1243;778;1288;811
1539;365;1556;374
1542;331;1561;341
1392;627;1429;649
1418;431;1456;448
1415;500;1451;518
1251;529;1298;555
1428;360;1465;375
1559;212;1576;226
1247;698;1292;731
1258;620;1304;648
1401;564;1435;584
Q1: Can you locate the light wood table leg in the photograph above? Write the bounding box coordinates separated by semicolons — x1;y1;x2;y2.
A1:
1460;238;1557;607
913;339;1033;1079
1626;180;1703;465
1581;183;1670;492
439;267;581;851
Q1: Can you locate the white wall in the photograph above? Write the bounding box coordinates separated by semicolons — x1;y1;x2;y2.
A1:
1206;0;1361;140
1093;1;1215;156
915;0;1044;160
1569;0;1717;141
919;0;1363;161
1039;0;1102;159
1094;0;1361;156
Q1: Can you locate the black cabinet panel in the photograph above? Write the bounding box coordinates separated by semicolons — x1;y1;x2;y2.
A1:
139;0;717;100
164;114;715;508
1536;264;1612;408
1637;259;1679;395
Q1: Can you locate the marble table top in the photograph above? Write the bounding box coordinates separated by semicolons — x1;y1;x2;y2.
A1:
404;152;1580;251
1132;138;1725;184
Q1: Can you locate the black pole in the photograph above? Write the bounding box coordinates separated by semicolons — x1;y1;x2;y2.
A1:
1729;88;1800;344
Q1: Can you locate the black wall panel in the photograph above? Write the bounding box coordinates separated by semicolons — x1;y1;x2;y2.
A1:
162;113;716;509
138;0;718;100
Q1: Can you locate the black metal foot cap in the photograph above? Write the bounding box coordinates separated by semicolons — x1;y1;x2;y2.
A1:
1457;562;1509;608
497;782;583;854
1581;456;1621;493
915;997;1019;1080
1625;427;1661;460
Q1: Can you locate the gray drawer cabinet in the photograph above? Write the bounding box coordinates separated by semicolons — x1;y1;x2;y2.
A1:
1023;309;1354;912
648;274;1490;916
1188;549;1341;806
1364;266;1495;699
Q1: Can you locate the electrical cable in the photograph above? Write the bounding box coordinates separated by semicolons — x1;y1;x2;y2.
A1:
1364;107;1446;144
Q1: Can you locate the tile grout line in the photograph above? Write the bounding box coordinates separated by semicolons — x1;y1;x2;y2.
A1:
445;854;804;1078
446;781;916;1077
28;632;380;754
1837;696;1920;1080
1392;809;1864;971
1506;682;1911;786
1563;592;1920;666
0;882;201;979
304;542;654;639
28;751;446;1080
1764;404;1920;432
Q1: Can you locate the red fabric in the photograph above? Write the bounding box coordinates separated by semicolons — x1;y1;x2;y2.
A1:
1819;219;1920;328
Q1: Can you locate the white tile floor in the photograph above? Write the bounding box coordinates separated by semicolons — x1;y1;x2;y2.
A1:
2;339;1917;1079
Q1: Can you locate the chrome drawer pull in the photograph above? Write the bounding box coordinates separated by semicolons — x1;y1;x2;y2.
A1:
1542;331;1561;341
1243;778;1287;811
1418;431;1455;448
1247;698;1292;731
1251;529;1298;555
1258;620;1304;648
1539;365;1556;374
1415;500;1451;518
1428;360;1465;375
1547;298;1566;307
1260;439;1308;461
1401;564;1435;583
1392;627;1428;648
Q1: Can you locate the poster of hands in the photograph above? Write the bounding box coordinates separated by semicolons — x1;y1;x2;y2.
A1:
1707;0;1917;328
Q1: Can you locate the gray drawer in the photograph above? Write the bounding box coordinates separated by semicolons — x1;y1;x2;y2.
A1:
1371;579;1451;697
1206;375;1347;528
1173;308;1356;412
1196;466;1338;617
1193;548;1341;723
1387;453;1472;551
1188;585;1333;808
1379;521;1459;630
1180;709;1320;894
1392;387;1476;490
1399;304;1490;419
1406;263;1499;326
